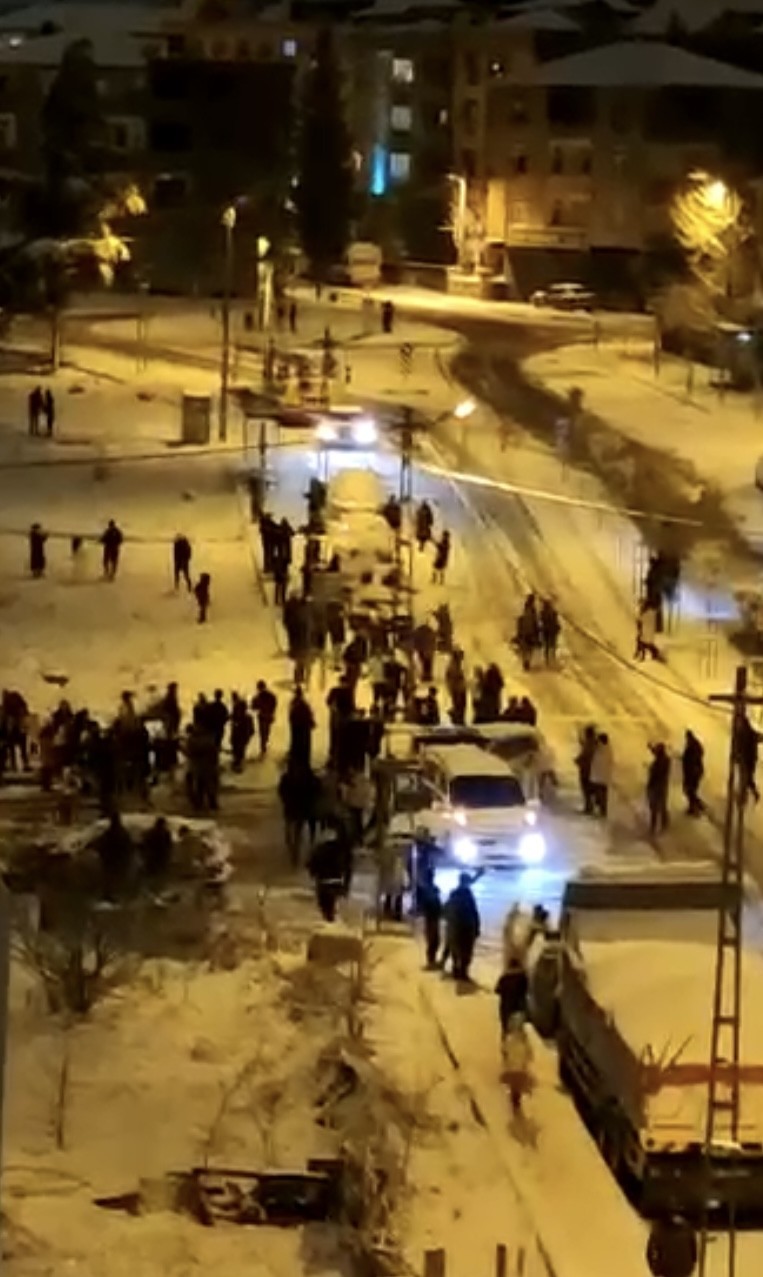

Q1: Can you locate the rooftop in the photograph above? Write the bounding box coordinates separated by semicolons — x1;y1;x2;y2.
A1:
0;1;180;35
537;37;763;86
0;27;150;64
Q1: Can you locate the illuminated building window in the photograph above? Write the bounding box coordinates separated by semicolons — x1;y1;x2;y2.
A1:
392;57;414;83
391;104;412;131
390;151;411;181
282;38;297;58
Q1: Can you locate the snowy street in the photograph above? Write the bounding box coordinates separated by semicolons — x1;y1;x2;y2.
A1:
4;291;763;1277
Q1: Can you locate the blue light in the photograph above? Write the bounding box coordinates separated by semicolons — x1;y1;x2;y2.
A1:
370;145;388;196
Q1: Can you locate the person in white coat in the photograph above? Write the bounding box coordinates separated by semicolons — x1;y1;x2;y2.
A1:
590;732;613;817
501;1013;534;1115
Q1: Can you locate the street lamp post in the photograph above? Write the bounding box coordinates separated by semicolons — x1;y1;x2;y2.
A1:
219;204;237;443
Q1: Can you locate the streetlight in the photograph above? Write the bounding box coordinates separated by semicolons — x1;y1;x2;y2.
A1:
447;173;467;268
453;397;476;420
219;203;237;443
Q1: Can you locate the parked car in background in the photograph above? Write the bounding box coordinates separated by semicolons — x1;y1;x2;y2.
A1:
530;282;595;312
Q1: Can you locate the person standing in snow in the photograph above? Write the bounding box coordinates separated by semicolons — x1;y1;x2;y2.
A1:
173;534;192;591
251;679;277;756
646;741;671;837
194;572;211;623
229;693;254;772
495;956;529;1037
501;1013;534;1117
43;388;55;438
432;530;451;585
28;522;47;578
590;731;613;817
101;519;124;580
575;724;597;814
540;599;561;667
419;866;443;968
635;599;661;662
736;715;761;805
682;729;705;816
445;648;468;725
288;686;315;769
446;871;481;982
28;385;43;436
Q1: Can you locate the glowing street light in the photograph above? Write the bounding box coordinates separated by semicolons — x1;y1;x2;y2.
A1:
454;397;476;420
219;204;237;442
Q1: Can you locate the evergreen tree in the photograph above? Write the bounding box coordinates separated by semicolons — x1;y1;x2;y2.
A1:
295;28;353;280
41;38;108;236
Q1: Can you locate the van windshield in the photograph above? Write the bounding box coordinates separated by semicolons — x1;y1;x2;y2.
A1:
450;774;525;809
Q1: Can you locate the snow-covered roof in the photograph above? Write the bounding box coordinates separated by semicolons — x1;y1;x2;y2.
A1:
632;0;763;35
537;38;763;87
0;28;151;64
495;8;582;31
0;1;177;35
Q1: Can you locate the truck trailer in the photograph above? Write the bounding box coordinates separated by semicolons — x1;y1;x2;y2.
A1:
541;868;763;1217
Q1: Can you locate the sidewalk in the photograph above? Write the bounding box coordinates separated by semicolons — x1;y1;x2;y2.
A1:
524;337;763;565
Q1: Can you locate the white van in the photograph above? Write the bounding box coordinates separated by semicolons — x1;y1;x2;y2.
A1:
390;743;545;868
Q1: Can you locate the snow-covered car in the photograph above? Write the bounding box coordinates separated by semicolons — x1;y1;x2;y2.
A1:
57;814;232;885
530;282;595;312
315;405;379;450
389;743;545;869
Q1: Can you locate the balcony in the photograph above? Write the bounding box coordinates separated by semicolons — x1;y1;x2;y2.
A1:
506;224;588;249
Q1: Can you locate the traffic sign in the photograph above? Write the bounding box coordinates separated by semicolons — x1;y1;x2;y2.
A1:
646;1219;697;1277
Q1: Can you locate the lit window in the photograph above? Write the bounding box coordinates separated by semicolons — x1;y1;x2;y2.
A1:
392;57;414;84
390;151;411;181
438;107;448;125
391;104;412;131
282;38;297;58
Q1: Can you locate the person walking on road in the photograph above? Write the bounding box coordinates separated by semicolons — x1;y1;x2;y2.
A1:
501;1014;534;1118
590;731;613;817
575;724;597;814
29;522;47;578
495;956;529;1036
635;599;661;662
229;693;254;772
540;599;561;667
415;500;434;551
736;715;761;804
682;729;705;816
101;519;124;580
43;388;55;438
445;871;481;982
279;760;318;865
28;386;43;437
432;530;451;585
419;867;443;968
194;572;211;623
288;686;315;768
445;649;468;725
173;534;193;591
647;741;671;837
252;679;277;756
516;594;541;672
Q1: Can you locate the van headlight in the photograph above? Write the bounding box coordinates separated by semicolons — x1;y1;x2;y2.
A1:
352;416;377;446
453;836;478;865
518;831;546;864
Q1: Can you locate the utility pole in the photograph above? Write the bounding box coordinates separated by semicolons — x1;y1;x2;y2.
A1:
393;406;415;639
700;665;763;1277
219;204;237;443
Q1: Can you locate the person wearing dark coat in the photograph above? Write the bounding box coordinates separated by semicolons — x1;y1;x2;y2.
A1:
419;868;443;968
413;620;437;683
207;689;229;750
446;872;481;981
229;693;254;772
516;595;541;672
157;681;182;739
736;715;761;804
28;385;43;436
95;812;134;900
194;572;211;623
308;835;347;921
418;686;440;726
432;530;451;584
259;512;278;574
517;696;537;726
682;729;705;816
495;956;529;1035
575;724;597;815
252;679;277;755
29;523;47;578
647;742;671;837
101;519;124;580
482;663;504;721
289;687;315;768
540;599;560;666
43;388;55;437
278;762;319;864
141;816;172;884
415;500;434;551
173;534;192;591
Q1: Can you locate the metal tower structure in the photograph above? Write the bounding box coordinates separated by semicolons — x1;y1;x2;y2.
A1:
701;665;763;1277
